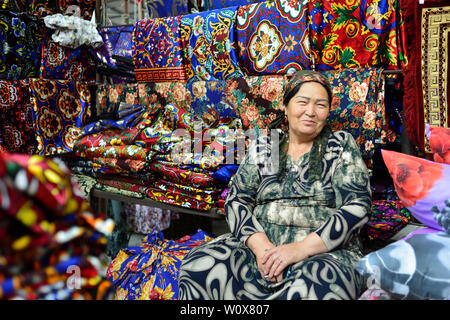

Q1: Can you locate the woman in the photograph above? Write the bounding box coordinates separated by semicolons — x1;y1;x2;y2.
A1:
178;70;371;300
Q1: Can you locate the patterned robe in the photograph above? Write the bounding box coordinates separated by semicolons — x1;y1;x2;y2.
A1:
178;130;371;300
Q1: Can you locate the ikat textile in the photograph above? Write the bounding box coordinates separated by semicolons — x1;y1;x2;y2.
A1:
149;162;215;189
401;0;450;152
29;0;96;20
40;33;96;83
99;26;134;59
0;0;28;12
0;80;38;154
0;11;44;80
0;152;113;300
146;186;217;211
236;0;312;75
132;16;187;82
107;228;214;300
308;0;404;70
179;7;244;82
146;0;191;18
29;79;92;156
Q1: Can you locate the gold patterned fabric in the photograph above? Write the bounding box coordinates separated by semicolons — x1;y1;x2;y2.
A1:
402;1;450;152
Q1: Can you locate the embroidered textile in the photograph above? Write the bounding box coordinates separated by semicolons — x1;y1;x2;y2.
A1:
40;33;96;83
29;0;96;20
132;16;187;82
236;0;312;75
29;79;92;156
0;80;38;154
401;1;450;151
107;228;214;300
0;11;44;80
308;0;405;70
179;7;243;82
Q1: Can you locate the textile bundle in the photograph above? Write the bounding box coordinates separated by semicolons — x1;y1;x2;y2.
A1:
0;152;114;300
107;228;214;300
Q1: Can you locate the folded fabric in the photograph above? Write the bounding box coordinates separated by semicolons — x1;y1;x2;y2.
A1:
80;106;145;137
149;162;215;189
80;145;151;162
360;200;411;242
132;16;187;82
29;0;96;20
40;32;96;83
44;13;103;49
236;0;312;75
201;0;263;10
107;228;214;300
179;6;244;82
152;181;219;205
97;177;149;196
90;157;149;174
0;11;44;80
426;125;450;164
29;78;92;156
308;0;404;70
0;80;38;154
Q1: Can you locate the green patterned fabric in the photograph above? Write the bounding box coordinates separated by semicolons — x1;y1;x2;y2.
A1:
179;130;372;299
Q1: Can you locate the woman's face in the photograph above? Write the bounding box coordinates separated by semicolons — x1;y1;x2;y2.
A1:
285;81;330;142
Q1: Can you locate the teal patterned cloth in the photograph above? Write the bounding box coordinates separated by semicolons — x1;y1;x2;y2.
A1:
179;130;372;300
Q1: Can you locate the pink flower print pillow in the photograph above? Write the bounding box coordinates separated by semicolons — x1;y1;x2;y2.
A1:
381;149;449;232
426;124;450;164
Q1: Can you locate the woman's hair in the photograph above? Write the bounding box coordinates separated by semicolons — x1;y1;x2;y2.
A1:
270;70;333;182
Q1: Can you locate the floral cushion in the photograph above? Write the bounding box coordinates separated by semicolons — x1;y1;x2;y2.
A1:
381;149;450;232
355;232;450;300
426;125;450;164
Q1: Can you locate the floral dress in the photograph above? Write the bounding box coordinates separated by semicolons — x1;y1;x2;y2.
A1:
178;130;372;300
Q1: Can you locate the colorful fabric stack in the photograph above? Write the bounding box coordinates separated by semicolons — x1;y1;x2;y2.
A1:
132;16;187;82
236;0;312;75
107;228;214;300
308;0;405;71
0;11;44;80
0;80;38;154
0;152;114;300
29;78;92;156
179;6;244;82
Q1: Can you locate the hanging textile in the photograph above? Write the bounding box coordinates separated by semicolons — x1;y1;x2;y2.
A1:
29;79;92;156
235;0;312;75
28;0;96;20
179;6;244;82
308;0;405;71
0;80;38;154
132;16;187;82
401;0;450;152
40;32;96;83
0;11;44;80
